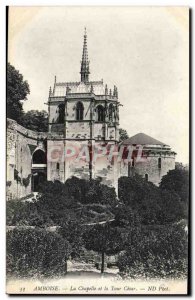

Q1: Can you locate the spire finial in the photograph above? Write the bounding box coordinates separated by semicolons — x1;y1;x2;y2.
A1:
80;27;90;83
116;86;118;98
49;86;52;97
105;84;108;95
53;76;56;94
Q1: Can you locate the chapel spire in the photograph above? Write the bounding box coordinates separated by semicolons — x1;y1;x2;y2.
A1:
80;27;90;83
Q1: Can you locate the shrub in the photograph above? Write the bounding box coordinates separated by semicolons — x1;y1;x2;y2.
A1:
7;228;71;278
65;177;118;206
118;224;188;279
6;200;53;226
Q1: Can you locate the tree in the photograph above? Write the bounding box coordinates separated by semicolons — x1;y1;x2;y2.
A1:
6;200;54;226
7;63;30;122
118;175;185;225
59;220;86;259
119;128;129;142
118;175;162;224
65;177;118;206
112;202;141;228
36;180;78;226
21;110;48;132
118;224;188;279
159;168;189;204
83;223;124;273
37;179;116;260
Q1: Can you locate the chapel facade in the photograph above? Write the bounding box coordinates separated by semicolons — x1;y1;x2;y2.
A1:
6;29;176;200
46;28;120;191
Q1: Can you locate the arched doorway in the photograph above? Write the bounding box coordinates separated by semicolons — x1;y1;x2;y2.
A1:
32;149;47;164
32;149;47;192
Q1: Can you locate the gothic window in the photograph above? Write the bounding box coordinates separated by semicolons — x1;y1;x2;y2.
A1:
109;104;114;121
97;105;105;122
58;104;65;123
76;102;84;121
158;157;161;169
56;162;60;170
145;174;148;181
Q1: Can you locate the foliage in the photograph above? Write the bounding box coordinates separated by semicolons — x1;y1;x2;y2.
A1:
77;203;115;224
112;203;141;228
21;110;48;132
160;189;187;222
59;221;86;259
118;224;188;279
36;180;78;226
6;200;53;227
84;223;124;255
119;128;129;142
65;176;118;206
36;179;116;226
14;170;31;187
37;179;120;273
22;174;31;188
7;63;30;122
83;223;125;273
7;179;117;227
14;169;21;183
7;228;71;277
159;168;189;204
118;175;186;225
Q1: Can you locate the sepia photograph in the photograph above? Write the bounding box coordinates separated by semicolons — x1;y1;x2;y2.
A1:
6;6;189;295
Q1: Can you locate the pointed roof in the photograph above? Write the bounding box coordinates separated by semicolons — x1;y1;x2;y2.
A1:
122;133;166;146
80;27;90;82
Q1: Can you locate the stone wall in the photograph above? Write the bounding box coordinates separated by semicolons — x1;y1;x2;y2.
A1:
119;153;175;186
47;140;119;192
66;122;91;139
6;119;47;200
7;118;175;199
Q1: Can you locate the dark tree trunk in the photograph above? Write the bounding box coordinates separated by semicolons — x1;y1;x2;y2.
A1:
64;261;67;273
101;251;105;273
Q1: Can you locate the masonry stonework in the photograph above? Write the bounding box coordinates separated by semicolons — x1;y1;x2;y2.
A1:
6;30;176;200
120;133;176;186
6;119;47;200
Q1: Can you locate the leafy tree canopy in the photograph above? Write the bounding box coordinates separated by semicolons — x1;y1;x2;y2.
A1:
65;176;118;206
7;63;30;122
119;128;129;142
21;110;48;132
37;178;117;226
83;223;125;273
159;168;189;204
118;175;185;225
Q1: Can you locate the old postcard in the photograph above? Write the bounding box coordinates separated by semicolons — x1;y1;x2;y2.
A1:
6;6;189;295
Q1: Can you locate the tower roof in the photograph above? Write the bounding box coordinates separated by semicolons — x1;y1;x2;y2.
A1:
80;27;90;82
122;133;167;146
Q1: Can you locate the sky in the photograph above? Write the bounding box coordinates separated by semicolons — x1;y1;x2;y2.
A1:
8;6;189;163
